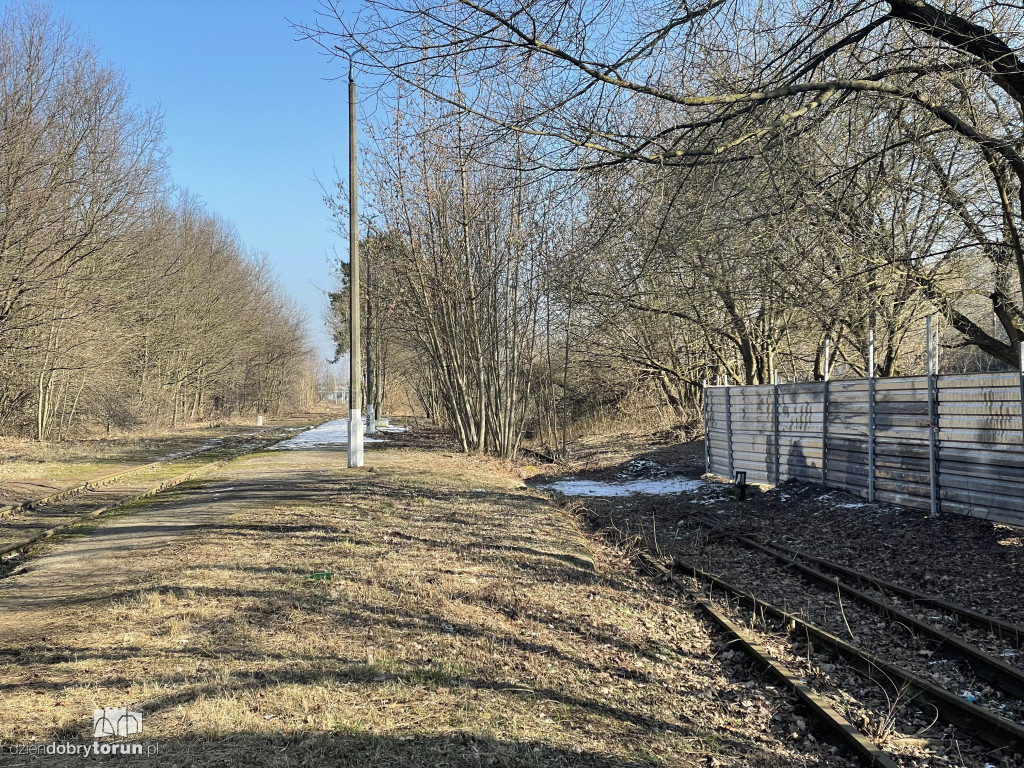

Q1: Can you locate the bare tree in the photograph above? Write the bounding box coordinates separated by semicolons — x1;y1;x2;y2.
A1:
303;0;1024;366
0;5;316;438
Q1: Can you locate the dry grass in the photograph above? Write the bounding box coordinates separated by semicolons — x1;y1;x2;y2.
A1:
0;413;324;508
1;443;824;767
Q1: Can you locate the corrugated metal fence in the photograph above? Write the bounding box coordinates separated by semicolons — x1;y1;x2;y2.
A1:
704;370;1024;526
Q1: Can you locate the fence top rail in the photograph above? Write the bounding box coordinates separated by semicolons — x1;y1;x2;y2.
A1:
706;370;1021;389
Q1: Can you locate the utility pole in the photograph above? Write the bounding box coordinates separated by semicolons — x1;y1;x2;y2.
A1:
338;47;363;467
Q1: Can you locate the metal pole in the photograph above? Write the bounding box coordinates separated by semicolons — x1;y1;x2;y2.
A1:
340;49;363;468
867;330;876;503
725;380;734;480
1015;339;1024;454
702;379;710;476
927;316;938;517
1018;341;1024;452
773;369;780;485
822;340;830;488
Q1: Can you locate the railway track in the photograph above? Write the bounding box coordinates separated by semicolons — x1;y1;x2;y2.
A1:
733;536;1024;690
688;516;1024;678
0;421;325;566
0;429;275;521
638;551;898;767
752;538;1024;644
659;513;1024;766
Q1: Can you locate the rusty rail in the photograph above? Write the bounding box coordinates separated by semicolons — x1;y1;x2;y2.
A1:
636;552;899;768
673;554;1024;755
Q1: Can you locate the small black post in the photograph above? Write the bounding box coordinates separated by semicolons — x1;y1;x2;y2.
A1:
734;470;747;501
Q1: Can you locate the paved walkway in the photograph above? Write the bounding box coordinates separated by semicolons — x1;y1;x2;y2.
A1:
0;437;347;637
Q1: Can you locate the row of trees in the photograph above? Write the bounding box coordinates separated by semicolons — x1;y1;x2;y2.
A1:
0;6;314;439
307;0;1024;456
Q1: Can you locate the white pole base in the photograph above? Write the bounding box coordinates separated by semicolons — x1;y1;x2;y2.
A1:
348;409;364;467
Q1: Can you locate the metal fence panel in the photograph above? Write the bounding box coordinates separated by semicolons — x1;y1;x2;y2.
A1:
704;370;1024;526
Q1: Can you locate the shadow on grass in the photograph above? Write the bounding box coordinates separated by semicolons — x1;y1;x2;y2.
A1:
8;644;715;748
383;530;595;574
0;440;847;768
2;729;805;768
1;572;719;724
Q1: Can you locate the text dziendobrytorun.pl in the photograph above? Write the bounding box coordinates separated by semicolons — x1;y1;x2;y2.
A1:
4;741;159;756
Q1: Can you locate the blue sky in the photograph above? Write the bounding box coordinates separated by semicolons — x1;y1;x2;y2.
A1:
42;0;358;360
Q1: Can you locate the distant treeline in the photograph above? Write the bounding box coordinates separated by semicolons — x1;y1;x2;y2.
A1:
0;6;318;440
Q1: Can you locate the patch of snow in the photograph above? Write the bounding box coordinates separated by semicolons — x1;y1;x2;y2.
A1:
836;503;867;509
376;425;408;434
268;419;386;451
538;476;704;497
